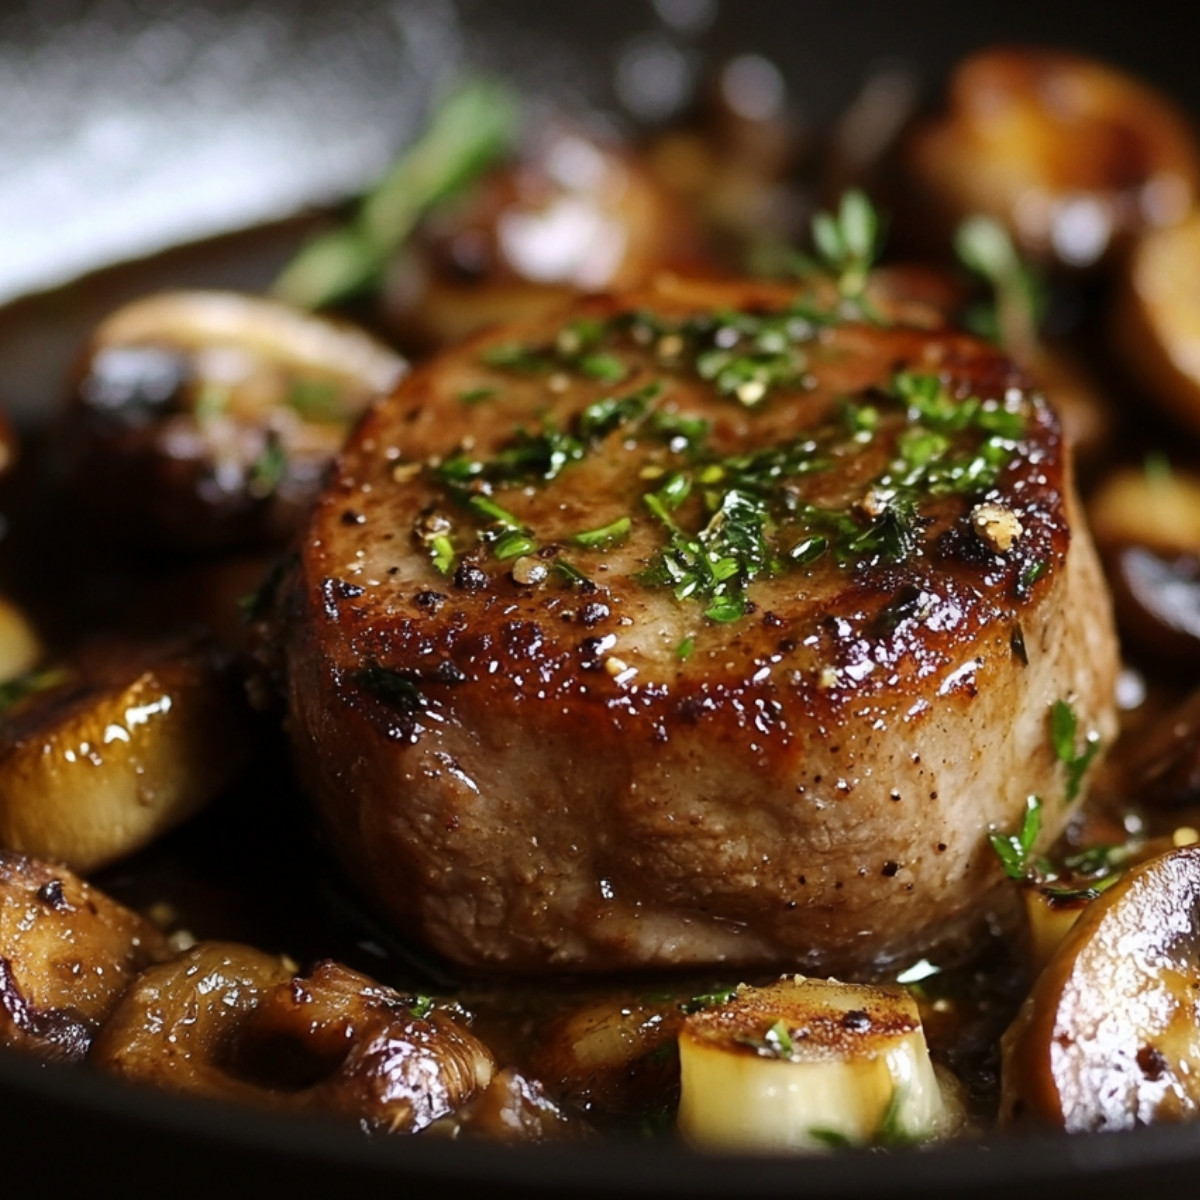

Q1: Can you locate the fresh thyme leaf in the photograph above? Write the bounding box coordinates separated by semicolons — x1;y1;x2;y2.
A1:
458;386;498;405
408;995;436;1019
354;665;427;713
286;378;344;423
679;986;737;1014
810;189;885;303
1051;699;1102;804
808;1127;855;1150
492;531;538;560
989;795;1043;879
272;78;519;309
570;516;631;548
0;668;70;717
429;533;456;575
1016;558;1048;600
578;352;628;383
955;215;1046;352
554;560;594;588
676;636;696;661
247;431;287;498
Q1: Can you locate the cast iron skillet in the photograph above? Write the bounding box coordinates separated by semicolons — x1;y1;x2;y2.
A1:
1;1;1198;1194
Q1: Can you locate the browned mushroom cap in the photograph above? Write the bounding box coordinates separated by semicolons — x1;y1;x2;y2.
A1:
236;960;495;1133
1002;845;1200;1130
63;290;406;552
1089;465;1200;670
526;991;686;1123
0;852;168;1063
379;122;706;351
428;1066;585;1143
89;941;294;1104
0;635;255;873
901;48;1200;269
91;946;495;1133
1115;211;1200;436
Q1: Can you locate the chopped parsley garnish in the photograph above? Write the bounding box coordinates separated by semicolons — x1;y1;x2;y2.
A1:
1051;699;1102;804
458;386;498;405
989;795;1043;879
676;636;696;662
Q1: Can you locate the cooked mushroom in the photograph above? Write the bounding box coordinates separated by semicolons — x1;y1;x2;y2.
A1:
63;290;406;550
379;122;704;350
92;946;495;1133
0;594;41;687
1115;211;1200;436
1089;465;1200;669
0;852;167;1063
427;1066;584;1142
901;48;1200;269
0;635;254;873
1002;845;1200;1130
676;976;954;1152
527;991;688;1123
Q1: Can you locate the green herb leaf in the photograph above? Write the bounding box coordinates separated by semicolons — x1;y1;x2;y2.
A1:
989;795;1043;879
247;431;287;498
570;516;632;548
1051;699;1102;804
272;77;519;309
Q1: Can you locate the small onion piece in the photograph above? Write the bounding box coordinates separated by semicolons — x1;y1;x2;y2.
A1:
64;290;407;551
0;594;41;687
0;852;168;1063
1002;845;1200;1131
0;636;254;873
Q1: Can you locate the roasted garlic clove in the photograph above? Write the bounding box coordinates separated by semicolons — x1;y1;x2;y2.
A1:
0;636;254;872
64;290;406;550
92;946;495;1133
677;976;952;1152
1002;845;1200;1131
1115;212;1200;436
902;48;1200;269
0;851;167;1062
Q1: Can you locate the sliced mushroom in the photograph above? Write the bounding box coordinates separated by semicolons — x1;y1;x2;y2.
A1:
63;290;406;550
380;122;704;350
0;851;168;1062
901;48;1200;269
427;1066;585;1143
1002;845;1200;1130
676;976;954;1152
1089;465;1200;669
92;946;495;1133
526;990;688;1123
0;594;41;686
1115;211;1200;435
0;636;254;873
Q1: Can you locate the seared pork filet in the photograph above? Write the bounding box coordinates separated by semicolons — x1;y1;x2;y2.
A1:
272;275;1119;974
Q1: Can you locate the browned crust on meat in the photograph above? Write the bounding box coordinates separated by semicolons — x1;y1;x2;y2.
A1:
273;275;1118;974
